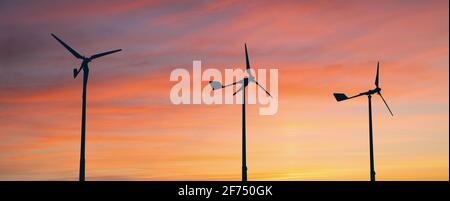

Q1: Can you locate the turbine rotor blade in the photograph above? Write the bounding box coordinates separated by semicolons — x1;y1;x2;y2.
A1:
233;86;244;96
51;33;84;59
245;43;250;71
254;81;272;97
90;49;122;60
246;69;254;78
375;61;379;88
377;92;393;116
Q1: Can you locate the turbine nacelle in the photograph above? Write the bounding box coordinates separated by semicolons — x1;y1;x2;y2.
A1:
368;87;381;95
83;57;92;63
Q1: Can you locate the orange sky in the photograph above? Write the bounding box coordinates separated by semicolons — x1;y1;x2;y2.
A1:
0;0;448;181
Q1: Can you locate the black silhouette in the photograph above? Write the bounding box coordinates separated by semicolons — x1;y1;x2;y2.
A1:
333;62;393;182
51;34;121;181
209;44;272;181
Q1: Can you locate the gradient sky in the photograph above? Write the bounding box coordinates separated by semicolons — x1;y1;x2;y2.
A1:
0;0;448;181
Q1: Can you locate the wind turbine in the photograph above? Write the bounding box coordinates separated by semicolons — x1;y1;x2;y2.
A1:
209;44;272;181
333;62;393;182
51;33;122;181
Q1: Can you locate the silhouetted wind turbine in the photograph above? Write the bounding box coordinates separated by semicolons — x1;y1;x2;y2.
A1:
333;62;393;182
209;44;272;181
51;33;121;181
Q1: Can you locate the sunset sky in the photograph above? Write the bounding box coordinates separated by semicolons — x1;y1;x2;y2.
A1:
0;0;448;181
